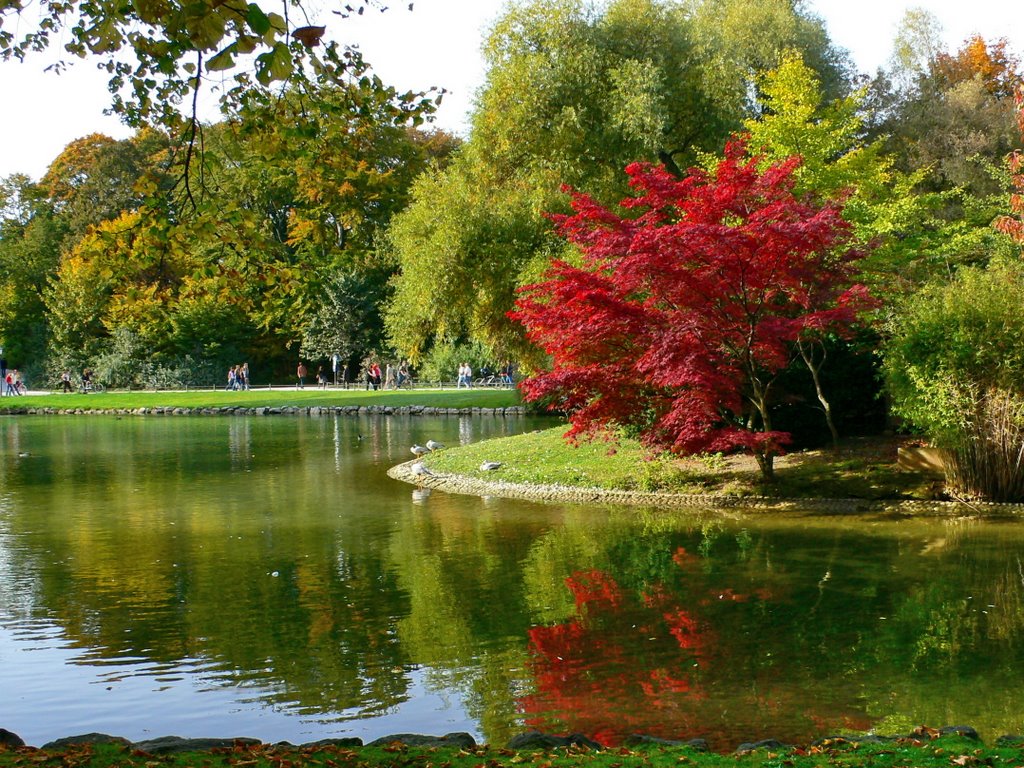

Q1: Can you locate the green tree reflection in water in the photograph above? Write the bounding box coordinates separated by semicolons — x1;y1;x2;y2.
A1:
4;416;1024;746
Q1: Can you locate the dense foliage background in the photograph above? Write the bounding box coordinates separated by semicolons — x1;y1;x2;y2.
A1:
1;0;1022;470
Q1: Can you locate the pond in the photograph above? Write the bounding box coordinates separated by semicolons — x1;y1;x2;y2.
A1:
2;414;1024;751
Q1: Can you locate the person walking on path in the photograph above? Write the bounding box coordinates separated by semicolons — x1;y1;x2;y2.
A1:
296;361;307;389
61;370;73;393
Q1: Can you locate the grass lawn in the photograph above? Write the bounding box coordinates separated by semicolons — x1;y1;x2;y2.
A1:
1;387;522;411
421;425;939;501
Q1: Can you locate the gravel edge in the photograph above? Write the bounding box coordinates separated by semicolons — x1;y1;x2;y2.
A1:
387;459;1024;516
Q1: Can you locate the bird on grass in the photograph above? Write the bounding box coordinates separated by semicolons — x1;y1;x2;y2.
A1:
410;444;430;457
479;461;503;471
425;439;445;452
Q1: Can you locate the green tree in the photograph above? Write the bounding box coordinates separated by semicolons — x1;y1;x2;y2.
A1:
688;0;852;109
384;149;559;364
886;7;944;93
386;0;853;364
299;267;388;371
0;175;65;367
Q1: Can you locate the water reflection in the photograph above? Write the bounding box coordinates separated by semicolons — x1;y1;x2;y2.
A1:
1;416;1024;750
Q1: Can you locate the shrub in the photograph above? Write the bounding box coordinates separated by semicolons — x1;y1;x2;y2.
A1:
416;340;497;384
882;262;1024;500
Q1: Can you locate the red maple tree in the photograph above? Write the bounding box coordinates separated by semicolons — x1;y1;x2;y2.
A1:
511;140;869;479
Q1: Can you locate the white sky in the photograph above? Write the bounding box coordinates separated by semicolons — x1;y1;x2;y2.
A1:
0;0;1021;180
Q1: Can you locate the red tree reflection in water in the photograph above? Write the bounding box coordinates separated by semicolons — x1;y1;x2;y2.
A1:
519;556;872;749
520;568;708;746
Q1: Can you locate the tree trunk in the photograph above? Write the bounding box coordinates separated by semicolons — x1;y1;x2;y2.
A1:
750;386;777;482
797;337;840;450
755;451;775;482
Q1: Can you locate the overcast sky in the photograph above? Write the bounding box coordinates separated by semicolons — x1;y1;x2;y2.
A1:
1;0;1021;180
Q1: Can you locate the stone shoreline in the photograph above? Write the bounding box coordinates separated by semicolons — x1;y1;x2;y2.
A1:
1;724;1019;756
387;458;1024;516
0;405;527;417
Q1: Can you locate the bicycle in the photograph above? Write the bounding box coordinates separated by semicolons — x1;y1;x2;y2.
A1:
81;379;106;394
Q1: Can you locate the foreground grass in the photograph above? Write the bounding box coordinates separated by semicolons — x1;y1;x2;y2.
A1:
1;735;1020;768
422;426;937;500
1;387;521;411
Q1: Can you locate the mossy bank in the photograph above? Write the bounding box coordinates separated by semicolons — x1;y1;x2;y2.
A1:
2;727;1024;768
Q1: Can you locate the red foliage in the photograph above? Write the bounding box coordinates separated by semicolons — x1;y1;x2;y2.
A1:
565;569;623;613
519;567;869;749
995;89;1024;244
511;140;869;463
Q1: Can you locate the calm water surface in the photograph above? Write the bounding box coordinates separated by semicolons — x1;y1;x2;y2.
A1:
2;414;1024;750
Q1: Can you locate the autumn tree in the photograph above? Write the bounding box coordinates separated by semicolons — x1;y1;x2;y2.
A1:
880;32;1023;198
512;142;868;480
934;35;1023;101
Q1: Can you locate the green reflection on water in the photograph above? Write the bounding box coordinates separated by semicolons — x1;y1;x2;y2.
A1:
2;416;1024;749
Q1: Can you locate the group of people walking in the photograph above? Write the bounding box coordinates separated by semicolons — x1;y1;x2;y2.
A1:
226;363;250;390
363;360;411;390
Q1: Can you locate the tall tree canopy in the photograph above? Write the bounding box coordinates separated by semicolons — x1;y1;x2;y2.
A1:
385;0;852;364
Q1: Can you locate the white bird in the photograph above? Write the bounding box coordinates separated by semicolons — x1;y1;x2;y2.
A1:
410;444;430;457
479;461;503;471
410;461;435;477
425;439;445;452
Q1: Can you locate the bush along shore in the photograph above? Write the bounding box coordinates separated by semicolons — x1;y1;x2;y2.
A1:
2;726;1024;768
